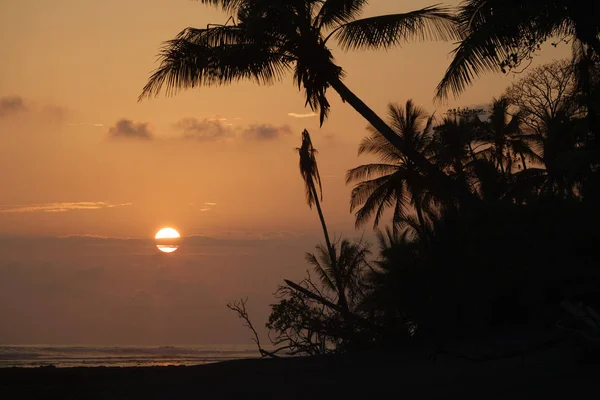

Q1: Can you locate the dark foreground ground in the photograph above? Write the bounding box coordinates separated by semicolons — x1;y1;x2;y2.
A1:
1;344;598;399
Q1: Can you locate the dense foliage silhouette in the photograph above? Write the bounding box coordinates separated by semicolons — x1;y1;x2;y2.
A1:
260;60;600;354
139;1;600;355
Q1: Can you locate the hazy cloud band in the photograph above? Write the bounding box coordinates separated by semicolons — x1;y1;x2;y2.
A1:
0;202;132;213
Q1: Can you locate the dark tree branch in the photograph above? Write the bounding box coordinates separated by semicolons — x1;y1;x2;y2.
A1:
226;298;279;358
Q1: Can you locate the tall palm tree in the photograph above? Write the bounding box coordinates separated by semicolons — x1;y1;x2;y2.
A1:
346;100;434;232
140;0;461;198
480;97;539;173
296;129;348;313
429;111;481;190
435;0;600;137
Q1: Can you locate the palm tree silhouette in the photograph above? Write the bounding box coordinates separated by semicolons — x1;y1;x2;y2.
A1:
515;111;590;199
429;111;481;190
435;0;600;137
346;100;434;232
139;0;460;196
305;239;370;311
480;97;539;173
436;0;600;98
297;129;348;314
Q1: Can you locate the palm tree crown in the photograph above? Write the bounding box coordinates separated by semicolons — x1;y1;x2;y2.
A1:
139;1;466;201
141;0;456;124
297;129;323;209
306;239;370;310
436;0;600;100
480;97;538;173
346;100;434;230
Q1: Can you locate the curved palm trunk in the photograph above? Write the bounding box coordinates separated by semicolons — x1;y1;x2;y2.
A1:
308;179;349;314
329;78;476;206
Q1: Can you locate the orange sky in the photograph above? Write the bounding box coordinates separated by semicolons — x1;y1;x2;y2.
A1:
0;0;569;239
0;0;570;344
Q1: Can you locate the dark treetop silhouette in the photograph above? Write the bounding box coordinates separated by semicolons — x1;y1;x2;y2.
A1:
436;0;600;98
436;0;600;140
139;0;463;199
346;100;435;233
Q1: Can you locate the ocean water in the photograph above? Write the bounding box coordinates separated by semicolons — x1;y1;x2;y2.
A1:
0;345;261;368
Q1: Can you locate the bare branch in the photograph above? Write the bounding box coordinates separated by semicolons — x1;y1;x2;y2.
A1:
226;298;279;358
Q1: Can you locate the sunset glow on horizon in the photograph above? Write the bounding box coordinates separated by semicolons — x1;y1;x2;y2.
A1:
0;0;574;349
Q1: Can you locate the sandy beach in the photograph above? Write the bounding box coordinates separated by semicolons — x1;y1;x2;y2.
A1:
1;346;598;399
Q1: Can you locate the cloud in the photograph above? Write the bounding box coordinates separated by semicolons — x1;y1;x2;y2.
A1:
199;208;211;212
42;104;68;123
0;96;27;117
205;202;217;206
0;96;68;123
174;118;291;141
58;234;110;239
67;122;105;128
108;119;153;140
287;112;317;118
0;202;132;213
174;118;234;142
215;230;306;241
242;124;292;141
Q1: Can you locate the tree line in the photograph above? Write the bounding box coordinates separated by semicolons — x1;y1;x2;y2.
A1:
141;1;600;354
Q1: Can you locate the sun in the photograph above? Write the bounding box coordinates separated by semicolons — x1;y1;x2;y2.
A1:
155;228;181;240
155;228;181;253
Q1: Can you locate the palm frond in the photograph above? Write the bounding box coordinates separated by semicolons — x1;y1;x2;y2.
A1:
345;163;400;184
349;175;393;211
375;227;393;254
395;214;423;238
391;196;405;234
333;6;457;51
351;175;409;228
306;250;336;292
197;0;244;13
510;138;544;164
386;100;432;149
517;133;544;158
505;112;525;135
435;28;511;100
358;132;404;162
175;26;246;47
293;47;344;125
315;0;368;28
436;0;565;100
139;26;291;100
